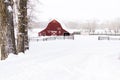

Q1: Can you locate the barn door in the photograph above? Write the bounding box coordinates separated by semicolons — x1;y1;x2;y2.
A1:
51;31;57;36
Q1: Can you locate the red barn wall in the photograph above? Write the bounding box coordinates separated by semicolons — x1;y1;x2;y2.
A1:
38;20;69;36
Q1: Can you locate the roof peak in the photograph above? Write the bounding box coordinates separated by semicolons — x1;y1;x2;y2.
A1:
51;19;58;23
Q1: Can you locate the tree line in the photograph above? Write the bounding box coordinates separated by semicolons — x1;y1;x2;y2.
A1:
65;19;120;32
0;0;29;60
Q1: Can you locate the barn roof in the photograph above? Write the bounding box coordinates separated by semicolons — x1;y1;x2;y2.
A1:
45;19;63;30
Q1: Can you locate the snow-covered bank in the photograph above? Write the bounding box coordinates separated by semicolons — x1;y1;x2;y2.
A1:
0;35;120;80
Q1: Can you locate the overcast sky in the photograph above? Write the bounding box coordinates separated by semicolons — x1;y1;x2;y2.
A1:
33;0;120;22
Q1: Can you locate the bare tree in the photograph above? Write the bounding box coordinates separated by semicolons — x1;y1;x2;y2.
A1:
111;18;120;33
0;0;9;60
0;0;17;60
6;0;17;54
17;0;29;53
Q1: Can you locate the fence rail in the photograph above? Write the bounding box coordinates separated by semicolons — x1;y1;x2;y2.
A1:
90;33;120;36
29;35;74;41
98;36;120;40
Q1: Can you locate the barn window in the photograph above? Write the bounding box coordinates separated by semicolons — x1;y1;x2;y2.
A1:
59;31;61;34
57;27;61;30
48;30;50;33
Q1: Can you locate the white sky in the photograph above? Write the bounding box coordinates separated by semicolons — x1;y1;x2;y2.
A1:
33;0;120;22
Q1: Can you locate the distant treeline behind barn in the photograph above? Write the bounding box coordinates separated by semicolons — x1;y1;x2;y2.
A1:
29;18;120;31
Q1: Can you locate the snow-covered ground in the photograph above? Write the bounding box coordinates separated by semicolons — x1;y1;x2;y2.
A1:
0;35;120;80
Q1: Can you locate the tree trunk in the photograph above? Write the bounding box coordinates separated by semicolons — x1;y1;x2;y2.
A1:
6;0;17;54
17;0;28;53
0;0;8;60
0;0;17;60
24;0;29;50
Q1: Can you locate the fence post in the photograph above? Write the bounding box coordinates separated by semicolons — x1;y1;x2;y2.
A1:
63;36;65;39
73;35;74;40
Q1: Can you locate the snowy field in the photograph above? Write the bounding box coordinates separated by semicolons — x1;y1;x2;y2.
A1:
0;35;120;80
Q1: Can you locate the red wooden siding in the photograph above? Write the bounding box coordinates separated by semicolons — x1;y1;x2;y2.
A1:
38;19;70;36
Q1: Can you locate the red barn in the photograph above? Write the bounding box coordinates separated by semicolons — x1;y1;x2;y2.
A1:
38;19;70;36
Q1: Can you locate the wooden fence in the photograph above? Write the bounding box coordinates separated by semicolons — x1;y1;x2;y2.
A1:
89;33;120;36
29;35;74;41
98;36;120;40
